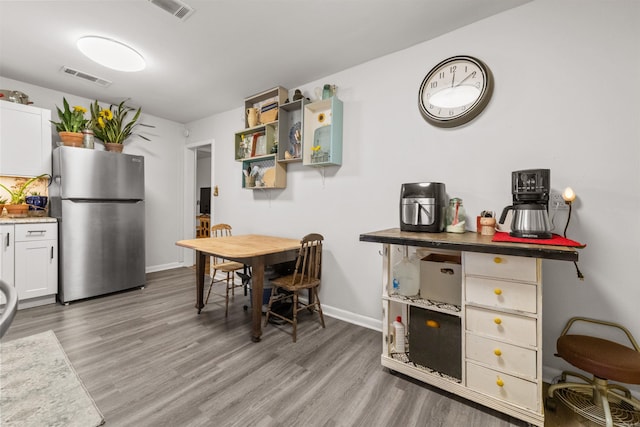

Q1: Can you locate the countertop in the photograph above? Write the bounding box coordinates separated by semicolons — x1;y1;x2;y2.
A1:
0;216;57;224
360;228;579;262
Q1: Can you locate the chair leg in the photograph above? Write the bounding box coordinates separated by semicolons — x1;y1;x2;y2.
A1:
264;286;276;327
313;288;325;328
205;268;219;304
292;291;298;343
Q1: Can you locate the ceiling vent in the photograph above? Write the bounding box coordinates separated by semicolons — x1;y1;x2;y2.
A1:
60;66;112;87
148;0;195;21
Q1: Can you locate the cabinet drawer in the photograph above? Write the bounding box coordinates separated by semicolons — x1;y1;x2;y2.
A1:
465;333;537;379
466;306;537;347
466;276;537;314
15;223;57;242
464;252;537;283
466;362;539;411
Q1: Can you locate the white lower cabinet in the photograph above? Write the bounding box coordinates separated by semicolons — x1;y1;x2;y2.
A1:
0;221;58;307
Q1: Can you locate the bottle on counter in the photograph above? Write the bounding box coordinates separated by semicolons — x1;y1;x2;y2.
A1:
393;316;406;353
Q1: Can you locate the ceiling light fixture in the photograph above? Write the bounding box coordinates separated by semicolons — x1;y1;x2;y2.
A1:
77;36;146;72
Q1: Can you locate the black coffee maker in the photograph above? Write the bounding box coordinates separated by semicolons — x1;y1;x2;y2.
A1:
499;169;552;239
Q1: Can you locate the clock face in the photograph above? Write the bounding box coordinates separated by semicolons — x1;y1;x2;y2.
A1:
418;56;493;128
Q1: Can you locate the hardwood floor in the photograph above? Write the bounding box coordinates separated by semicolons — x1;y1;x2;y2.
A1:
3;268;582;426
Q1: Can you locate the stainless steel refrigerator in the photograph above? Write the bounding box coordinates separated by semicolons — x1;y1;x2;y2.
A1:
50;146;145;303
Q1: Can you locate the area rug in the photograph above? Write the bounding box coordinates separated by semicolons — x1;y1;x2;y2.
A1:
0;330;105;427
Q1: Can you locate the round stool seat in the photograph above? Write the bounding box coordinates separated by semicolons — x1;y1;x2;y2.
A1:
557;334;640;384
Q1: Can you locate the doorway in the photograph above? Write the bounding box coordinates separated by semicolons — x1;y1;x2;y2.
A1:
182;139;214;266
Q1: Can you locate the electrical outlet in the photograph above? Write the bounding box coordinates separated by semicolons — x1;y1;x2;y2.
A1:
550;190;569;210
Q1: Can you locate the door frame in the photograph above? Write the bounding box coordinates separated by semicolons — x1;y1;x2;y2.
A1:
182;138;214;266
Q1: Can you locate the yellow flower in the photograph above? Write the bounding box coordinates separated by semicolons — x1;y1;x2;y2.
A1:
73;106;87;114
311;145;321;152
100;109;113;120
98;117;105;128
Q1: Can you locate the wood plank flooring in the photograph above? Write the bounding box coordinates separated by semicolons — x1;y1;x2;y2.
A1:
2;268;585;426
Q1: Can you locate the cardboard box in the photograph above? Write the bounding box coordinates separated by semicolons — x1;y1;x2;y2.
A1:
420;253;461;305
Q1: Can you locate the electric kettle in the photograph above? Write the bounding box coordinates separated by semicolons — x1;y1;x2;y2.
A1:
508;204;552;239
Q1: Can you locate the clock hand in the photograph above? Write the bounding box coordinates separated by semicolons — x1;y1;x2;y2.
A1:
454;73;474;87
451;72;455;88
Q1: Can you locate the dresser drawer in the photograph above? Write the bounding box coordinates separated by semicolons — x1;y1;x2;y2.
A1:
464;252;537;283
465;333;537;379
466;306;537;347
466;276;537;314
14;223;57;242
466;362;539;411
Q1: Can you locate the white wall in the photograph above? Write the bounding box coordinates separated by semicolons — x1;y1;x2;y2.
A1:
0;76;188;272
186;0;640;382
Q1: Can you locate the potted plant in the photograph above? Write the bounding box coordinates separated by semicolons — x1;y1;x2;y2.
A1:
90;99;153;152
0;174;50;216
50;98;88;147
0;197;6;216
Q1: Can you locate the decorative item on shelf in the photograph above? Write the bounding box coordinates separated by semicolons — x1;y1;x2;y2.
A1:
288;121;302;158
292;89;304;101
0;174;50;217
259;101;278;124
50;97;88;147
0;198;6;216
247;107;259;127
314;84;337;101
0;89;31;104
89;99;154;153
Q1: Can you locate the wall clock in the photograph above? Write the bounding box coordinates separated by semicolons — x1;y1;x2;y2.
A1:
418;55;493;128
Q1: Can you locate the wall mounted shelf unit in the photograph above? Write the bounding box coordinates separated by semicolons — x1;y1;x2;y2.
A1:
277;98;306;163
302;97;343;167
241;155;286;190
243;86;288;128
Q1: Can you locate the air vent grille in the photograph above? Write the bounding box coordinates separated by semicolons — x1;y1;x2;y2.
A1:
148;0;195;21
60;66;112;87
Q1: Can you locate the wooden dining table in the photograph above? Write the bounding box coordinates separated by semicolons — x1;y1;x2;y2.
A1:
176;234;301;342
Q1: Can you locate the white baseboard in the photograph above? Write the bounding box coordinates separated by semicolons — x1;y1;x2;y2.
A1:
146;262;184;273
321;303;382;332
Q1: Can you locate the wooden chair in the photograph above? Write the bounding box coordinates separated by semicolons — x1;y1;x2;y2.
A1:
547;317;640;427
205;224;244;316
196;216;210;238
264;233;325;342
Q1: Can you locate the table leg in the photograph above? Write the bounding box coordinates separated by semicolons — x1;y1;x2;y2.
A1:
251;258;265;342
195;250;205;313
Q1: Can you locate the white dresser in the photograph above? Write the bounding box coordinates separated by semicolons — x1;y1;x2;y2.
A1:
360;228;579;427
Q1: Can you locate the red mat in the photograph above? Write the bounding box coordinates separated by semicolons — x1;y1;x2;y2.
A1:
492;232;586;248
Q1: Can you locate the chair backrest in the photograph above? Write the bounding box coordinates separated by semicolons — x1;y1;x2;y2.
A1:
200;217;211;238
211;223;233;238
209;224;233;266
290;233;323;286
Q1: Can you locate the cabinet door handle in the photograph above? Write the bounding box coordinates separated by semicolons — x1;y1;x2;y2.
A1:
494;317;502;325
493;257;503;264
440;268;454;275
27;230;47;234
494;288;502;295
496;377;504;387
51;246;54;260
5;232;9;248
494;348;502;357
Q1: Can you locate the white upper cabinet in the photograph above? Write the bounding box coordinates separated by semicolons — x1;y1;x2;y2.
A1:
0;102;52;177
